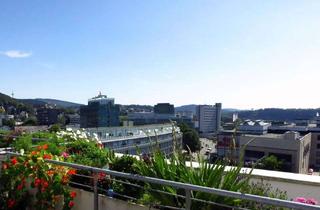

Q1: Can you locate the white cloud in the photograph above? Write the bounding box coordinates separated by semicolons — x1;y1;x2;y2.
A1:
1;50;32;58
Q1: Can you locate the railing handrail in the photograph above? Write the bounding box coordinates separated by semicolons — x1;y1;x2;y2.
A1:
2;151;319;210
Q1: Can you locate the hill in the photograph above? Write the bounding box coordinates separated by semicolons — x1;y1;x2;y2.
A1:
238;108;320;121
0;92;34;114
19;98;83;109
175;104;197;114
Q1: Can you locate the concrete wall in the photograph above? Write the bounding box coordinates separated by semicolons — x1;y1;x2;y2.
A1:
72;188;155;210
249;169;320;201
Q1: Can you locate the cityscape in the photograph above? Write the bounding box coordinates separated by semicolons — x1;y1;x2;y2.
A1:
1;1;320;210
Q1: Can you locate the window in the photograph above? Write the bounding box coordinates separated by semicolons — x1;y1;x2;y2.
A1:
317;135;320;141
317;151;320;157
317;144;320;149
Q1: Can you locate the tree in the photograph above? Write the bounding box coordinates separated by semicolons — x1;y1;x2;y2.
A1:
3;119;15;128
178;123;201;152
258;155;283;171
49;124;61;133
23;117;38;126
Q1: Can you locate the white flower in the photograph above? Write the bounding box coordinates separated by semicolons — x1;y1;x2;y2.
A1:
66;128;72;132
20;149;25;155
76;130;81;135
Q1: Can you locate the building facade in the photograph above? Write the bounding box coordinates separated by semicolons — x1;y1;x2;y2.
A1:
36;108;60;126
84;123;182;156
217;131;311;173
197;103;222;134
154;103;174;114
238;120;271;135
80;93;120;128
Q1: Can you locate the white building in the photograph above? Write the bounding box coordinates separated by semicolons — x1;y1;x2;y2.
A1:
84;123;182;156
196;103;222;134
238;120;271;135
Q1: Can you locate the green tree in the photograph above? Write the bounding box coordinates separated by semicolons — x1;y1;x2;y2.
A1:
23;117;38;126
49;124;61;133
3;118;15;128
259;155;283;171
178;123;201;152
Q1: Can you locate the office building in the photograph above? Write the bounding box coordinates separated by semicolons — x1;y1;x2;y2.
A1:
36;107;60;126
80;93;120;128
196;103;222;134
217;131;311;173
154;103;174;114
67;114;80;126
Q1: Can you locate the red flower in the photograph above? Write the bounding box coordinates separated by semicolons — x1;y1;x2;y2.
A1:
43;154;52;159
70;191;77;198
98;172;106;180
42;144;48;150
31;151;39;156
11;157;18;165
17;183;24;190
7;199;15;208
67;169;76;175
37;145;42;151
68;201;75;208
34;178;41;187
42;180;49;188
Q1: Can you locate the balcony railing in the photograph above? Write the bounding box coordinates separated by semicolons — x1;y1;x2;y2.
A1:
2;151;320;210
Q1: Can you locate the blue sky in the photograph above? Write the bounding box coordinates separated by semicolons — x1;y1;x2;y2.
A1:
1;0;320;109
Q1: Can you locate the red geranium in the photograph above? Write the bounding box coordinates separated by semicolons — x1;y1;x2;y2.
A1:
70;191;77;198
11;157;18;165
42;144;48;150
17;182;25;190
68;201;75;208
7;199;15;208
43;154;52;159
34;178;41;187
67;169;76;175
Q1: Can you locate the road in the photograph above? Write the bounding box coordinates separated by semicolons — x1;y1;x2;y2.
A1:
192;138;216;160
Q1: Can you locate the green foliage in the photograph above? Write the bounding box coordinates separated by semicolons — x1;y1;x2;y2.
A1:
49;124;61;133
67;140;112;168
240;181;288;210
23;117;38;126
178;123;201;152
258;155;283;171
135;151;253;209
2;119;15;128
12;135;33;152
110;155;144;199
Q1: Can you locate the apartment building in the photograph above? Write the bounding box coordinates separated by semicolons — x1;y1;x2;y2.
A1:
84;123;182;156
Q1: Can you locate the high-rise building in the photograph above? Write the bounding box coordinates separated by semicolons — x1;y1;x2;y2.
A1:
154;103;174;114
197;103;222;133
80;93;120;128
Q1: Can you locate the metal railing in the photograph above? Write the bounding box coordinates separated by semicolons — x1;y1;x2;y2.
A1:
2;152;320;210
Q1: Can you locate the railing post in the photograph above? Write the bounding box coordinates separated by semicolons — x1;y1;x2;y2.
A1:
93;172;99;210
185;189;191;210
